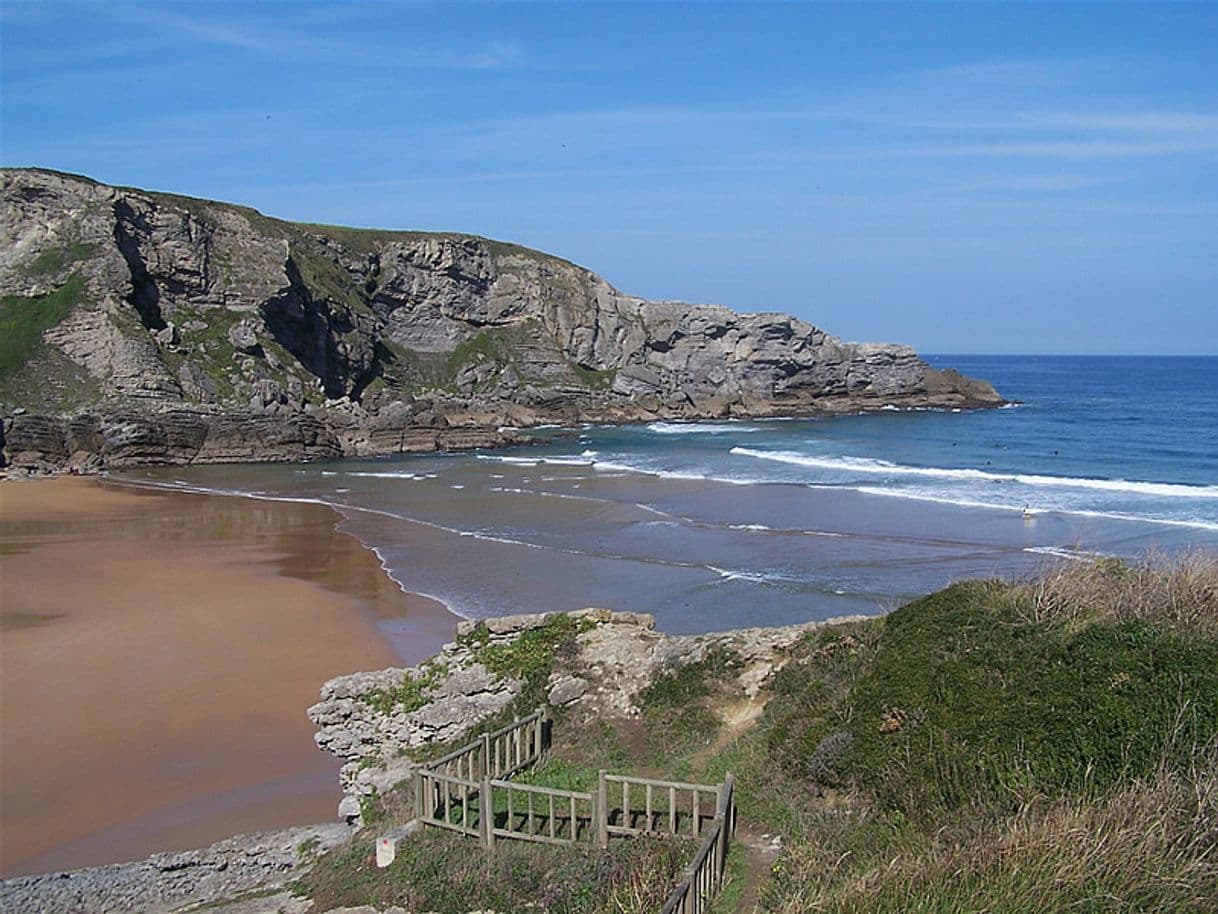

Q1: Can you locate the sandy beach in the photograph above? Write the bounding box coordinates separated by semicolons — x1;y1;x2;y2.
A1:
0;476;458;878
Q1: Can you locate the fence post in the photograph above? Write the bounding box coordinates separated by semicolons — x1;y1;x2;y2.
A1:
718;813;729;880
596;769;609;849
535;705;547;758
413;767;423;822
718;774;734;878
481;732;491;779
481;777;494;849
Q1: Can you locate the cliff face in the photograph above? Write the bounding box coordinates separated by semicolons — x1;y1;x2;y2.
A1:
0;168;1002;471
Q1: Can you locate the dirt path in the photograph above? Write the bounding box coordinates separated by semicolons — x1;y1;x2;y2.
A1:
692;696;765;772
729;824;784;914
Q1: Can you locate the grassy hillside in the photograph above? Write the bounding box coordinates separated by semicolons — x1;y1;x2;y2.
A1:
298;553;1218;913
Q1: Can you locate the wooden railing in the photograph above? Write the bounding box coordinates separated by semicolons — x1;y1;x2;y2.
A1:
415;768;482;838
488;779;597;847
600;772;723;842
413;706;548;840
400;708;737;912
659;774;736;914
423;706;547;784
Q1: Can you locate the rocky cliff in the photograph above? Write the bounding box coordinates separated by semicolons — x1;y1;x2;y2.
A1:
1;168;1003;471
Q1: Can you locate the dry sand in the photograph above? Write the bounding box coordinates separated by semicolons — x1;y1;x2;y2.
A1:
0;476;458;877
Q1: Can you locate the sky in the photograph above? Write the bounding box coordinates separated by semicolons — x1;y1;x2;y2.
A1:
2;1;1216;354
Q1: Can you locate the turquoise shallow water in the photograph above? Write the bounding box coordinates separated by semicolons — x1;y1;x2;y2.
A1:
133;356;1218;634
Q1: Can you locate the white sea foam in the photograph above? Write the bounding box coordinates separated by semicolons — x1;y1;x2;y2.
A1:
459;530;545;549
646;421;759;435
589;457;764;486
732;448;1218;500
707;565;779;585
346;471;421;479
477;455;540;466
707;565;819;586
854;485;1218;532
1023;545;1103;562
488;485;608;506
854;486;1025;514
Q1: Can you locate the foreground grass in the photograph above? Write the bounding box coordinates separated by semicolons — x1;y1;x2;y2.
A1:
295;828;693;913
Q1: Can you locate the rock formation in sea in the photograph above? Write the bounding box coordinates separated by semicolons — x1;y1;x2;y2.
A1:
0;168;1003;471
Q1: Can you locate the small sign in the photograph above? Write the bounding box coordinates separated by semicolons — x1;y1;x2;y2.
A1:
376;836;395;868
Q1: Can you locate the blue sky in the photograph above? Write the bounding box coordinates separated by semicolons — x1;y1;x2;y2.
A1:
2;1;1216;354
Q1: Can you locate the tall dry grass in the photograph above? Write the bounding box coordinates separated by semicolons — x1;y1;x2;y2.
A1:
772;742;1218;913
1013;549;1218;637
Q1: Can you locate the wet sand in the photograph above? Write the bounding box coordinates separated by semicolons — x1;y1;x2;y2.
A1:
0;476;458;878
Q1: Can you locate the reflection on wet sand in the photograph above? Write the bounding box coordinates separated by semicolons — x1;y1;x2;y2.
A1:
0;477;456;877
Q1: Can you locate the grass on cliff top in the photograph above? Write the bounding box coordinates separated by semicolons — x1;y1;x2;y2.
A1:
706;552;1218;913
0;275;85;382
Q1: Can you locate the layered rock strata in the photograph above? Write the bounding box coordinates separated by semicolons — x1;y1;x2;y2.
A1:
2;168;1002;471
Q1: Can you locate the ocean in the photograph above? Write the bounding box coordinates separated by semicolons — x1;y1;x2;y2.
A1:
131;356;1218;637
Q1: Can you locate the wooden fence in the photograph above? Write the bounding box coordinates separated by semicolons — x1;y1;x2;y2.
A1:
658;774;736;914
404;707;736;912
600;772;724;842
488;779;597;847
414;706;548;840
423;706;548;784
414;768;483;838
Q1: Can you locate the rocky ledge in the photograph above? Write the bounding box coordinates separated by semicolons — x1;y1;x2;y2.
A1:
0;824;347;914
2;168;1002;472
309;608;862;821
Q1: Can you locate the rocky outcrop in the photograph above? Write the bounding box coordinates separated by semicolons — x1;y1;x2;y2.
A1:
0;823;347;914
309;608;862;816
1;168;1004;471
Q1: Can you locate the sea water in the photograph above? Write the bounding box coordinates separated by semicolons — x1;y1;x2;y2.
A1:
133;356;1218;634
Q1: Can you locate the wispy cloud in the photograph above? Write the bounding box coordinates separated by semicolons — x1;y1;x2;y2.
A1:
132;5;524;70
885;137;1218;160
0;3;527;73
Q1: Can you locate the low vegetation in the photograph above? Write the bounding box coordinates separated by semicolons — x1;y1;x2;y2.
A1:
361;659;448;716
709;553;1218;913
297;828;692;913
1014;548;1218;636
299;553;1218;913
0;275;86;382
460;613;593;713
24;242;98;277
